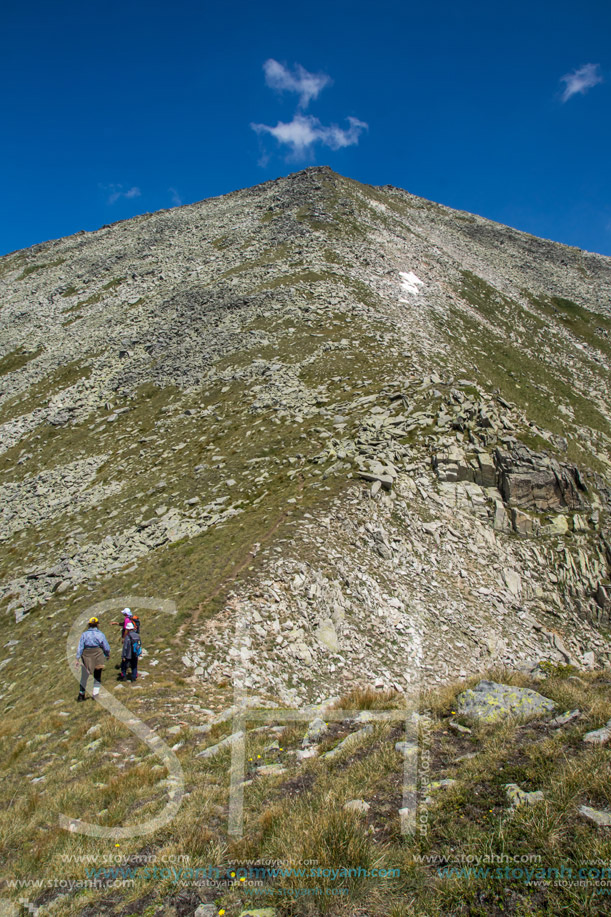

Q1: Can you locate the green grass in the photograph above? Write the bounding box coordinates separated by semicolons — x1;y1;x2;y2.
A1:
0;359;93;425
0;345;43;377
527;292;611;357
101;277;125;291
73;277;125;309
219;671;611;917
18;668;601;917
15;257;65;280
219;244;290;279
75;292;104;307
252;269;337;292
0;253;27;279
442;274;611;474
460;271;544;331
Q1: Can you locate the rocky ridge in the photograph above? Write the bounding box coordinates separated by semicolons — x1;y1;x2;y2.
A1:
0;166;610;703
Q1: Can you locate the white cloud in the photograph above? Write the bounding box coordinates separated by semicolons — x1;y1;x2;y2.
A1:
169;187;182;206
263;58;331;109
560;63;603;102
252;113;368;157
105;184;142;205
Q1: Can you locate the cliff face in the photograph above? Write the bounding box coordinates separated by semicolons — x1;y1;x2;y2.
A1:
1;166;611;703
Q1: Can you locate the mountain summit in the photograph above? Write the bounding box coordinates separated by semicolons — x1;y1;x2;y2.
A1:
1;168;611;913
1;166;610;692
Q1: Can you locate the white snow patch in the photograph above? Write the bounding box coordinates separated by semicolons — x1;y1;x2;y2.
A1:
399;271;424;297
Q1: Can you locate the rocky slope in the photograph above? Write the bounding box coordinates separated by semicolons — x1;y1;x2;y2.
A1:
1;165;611;706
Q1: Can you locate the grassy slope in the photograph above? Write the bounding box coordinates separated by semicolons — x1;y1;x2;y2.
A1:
2;670;611;916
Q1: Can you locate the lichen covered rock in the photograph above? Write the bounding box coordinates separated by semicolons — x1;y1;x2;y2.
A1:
457;680;556;722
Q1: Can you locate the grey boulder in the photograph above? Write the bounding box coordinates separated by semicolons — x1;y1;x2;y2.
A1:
456;680;556;723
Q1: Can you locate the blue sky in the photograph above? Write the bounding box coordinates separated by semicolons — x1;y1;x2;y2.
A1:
1;0;610;256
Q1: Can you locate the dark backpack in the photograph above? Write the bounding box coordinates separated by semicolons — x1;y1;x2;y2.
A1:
130;631;142;657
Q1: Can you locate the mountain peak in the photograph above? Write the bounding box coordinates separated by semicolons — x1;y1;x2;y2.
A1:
1;167;611;912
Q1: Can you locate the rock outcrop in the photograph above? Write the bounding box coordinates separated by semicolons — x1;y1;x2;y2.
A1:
495;444;588;512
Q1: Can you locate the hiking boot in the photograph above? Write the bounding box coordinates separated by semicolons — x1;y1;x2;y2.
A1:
77;693;86;702
117;673;125;680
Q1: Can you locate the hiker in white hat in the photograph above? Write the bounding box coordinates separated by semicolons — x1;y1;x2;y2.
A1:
111;607;133;639
118;620;142;681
